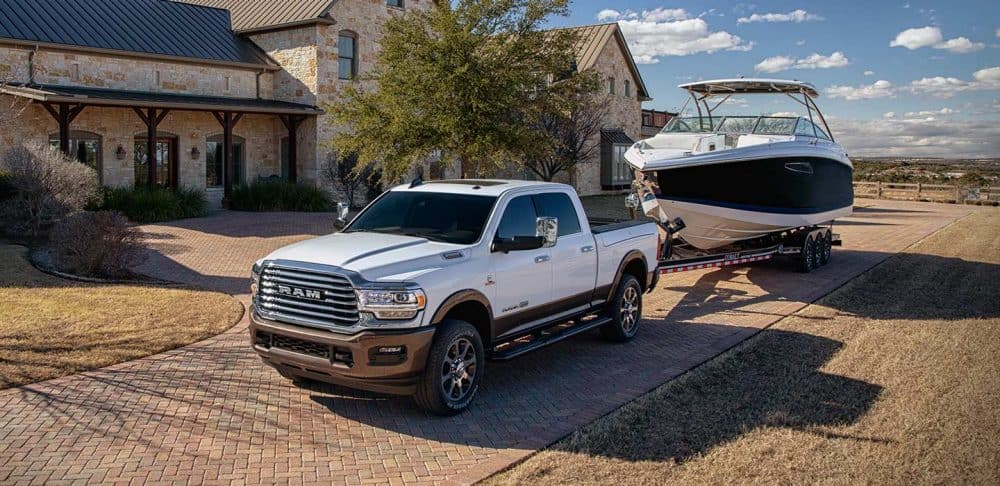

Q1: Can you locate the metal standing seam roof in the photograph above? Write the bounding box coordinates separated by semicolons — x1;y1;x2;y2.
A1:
1;83;322;115
555;23;652;101
175;0;336;33
601;129;635;145
0;0;273;67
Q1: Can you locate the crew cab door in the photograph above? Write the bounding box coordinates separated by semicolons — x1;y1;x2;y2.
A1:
490;195;553;338
534;192;598;308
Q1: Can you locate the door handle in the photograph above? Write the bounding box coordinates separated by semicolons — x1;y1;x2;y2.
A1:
581;245;595;253
534;255;551;263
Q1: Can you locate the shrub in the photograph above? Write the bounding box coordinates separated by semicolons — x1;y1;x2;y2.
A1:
50;211;146;278
0;143;100;236
100;186;206;224
229;181;331;212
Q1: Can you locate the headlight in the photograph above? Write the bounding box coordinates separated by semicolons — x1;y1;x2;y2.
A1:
356;288;426;320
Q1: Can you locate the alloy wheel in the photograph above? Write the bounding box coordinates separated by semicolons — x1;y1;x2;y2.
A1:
620;285;640;334
440;337;477;401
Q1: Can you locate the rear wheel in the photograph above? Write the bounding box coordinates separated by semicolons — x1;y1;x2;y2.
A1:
414;320;484;415
601;275;642;342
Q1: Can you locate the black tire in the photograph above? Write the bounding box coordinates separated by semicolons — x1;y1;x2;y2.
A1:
413;319;484;415
819;230;833;266
601;274;643;342
798;235;817;273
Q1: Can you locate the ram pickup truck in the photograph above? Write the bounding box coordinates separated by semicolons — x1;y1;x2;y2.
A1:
249;180;659;414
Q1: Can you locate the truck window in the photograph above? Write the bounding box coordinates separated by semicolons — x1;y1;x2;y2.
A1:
346;192;497;244
496;195;538;239
533;193;581;236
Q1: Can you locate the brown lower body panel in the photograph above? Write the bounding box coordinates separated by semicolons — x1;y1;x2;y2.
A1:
250;313;436;395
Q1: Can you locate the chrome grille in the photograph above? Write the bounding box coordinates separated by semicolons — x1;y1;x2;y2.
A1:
256;264;359;330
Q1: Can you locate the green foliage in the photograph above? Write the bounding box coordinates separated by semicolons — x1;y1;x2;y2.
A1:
228;182;331;212
326;0;581;180
100;186;206;224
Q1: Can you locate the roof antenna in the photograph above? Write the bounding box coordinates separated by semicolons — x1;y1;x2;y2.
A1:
409;166;424;188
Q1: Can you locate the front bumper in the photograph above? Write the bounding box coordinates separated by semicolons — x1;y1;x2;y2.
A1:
250;312;436;395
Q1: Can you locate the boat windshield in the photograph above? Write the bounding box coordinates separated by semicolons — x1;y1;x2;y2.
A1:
661;116;807;136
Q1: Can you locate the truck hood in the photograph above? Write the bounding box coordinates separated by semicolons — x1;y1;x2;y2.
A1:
260;232;466;282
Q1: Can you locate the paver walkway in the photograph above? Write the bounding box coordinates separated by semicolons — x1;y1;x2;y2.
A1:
0;201;975;485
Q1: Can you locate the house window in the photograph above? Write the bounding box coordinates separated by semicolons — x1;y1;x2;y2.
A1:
600;130;635;189
387;0;404;7
624;80;631;98
338;31;358;80
642;111;652;127
206;134;245;188
608;77;616;95
49;131;102;183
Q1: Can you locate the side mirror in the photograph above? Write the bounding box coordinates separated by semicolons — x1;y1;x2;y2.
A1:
491;236;545;253
536;216;558;248
334;202;350;229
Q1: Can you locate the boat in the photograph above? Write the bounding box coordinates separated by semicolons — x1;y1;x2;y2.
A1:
624;78;854;250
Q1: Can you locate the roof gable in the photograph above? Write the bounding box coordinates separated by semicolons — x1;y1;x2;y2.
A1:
0;0;272;67
176;0;336;33
557;23;651;101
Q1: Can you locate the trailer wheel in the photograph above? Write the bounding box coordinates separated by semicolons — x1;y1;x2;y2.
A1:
818;230;832;266
798;235;818;273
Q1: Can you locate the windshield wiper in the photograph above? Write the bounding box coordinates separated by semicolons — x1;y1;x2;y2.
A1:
402;231;450;243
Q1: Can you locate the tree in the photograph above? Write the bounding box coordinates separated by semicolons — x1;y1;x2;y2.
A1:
320;152;366;209
524;71;606;181
326;0;580;181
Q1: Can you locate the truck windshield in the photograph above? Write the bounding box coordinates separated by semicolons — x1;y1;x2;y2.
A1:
345;191;498;245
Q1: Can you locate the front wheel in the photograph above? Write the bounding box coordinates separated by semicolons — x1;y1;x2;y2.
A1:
601;274;643;342
413;319;484;415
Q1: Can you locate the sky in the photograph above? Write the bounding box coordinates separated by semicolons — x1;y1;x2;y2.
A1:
546;0;1000;158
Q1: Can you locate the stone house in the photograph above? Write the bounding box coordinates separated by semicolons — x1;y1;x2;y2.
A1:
0;1;649;206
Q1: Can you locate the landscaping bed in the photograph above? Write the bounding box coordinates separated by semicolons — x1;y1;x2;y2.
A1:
0;244;244;390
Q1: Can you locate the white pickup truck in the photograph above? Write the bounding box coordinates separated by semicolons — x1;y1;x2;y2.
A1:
249;180;659;414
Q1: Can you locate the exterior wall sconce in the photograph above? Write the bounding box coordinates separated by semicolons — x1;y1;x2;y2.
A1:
191;147;201;160
115;145;126;160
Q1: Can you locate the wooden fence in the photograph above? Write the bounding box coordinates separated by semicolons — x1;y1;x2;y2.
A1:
854;181;1000;205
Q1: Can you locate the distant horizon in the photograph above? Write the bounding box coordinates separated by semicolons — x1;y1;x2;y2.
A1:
550;0;999;158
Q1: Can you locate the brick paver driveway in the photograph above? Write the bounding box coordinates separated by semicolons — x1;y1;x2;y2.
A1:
0;201;976;484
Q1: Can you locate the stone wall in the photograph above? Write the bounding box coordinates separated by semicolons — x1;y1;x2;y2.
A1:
571;37;643;196
0;46;273;99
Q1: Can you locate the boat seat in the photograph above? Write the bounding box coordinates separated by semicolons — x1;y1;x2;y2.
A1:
736;134;794;148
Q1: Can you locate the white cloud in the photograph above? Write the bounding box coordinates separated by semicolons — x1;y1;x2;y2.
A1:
883;112;896;118
864;70;875;76
597;9;621;22
832;118;1000;158
770;111;799;117
996;27;1000;38
890;26;985;53
737;9;824;24
904;108;960;117
908;67;1000;98
598;9;752;63
755;51;849;73
826;80;896;100
796;40;806;46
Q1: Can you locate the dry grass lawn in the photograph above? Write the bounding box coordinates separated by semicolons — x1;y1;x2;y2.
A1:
0;244;243;389
488;208;1000;485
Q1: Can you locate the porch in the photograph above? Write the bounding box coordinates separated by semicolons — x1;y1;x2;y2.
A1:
0;84;321;207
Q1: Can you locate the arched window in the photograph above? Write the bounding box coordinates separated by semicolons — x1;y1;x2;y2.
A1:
608;77;616;95
49;131;102;182
206;134;246;188
624;80;631;98
338;31;358;80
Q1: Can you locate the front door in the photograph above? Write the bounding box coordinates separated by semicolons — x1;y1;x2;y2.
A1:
490;195;553;339
134;137;177;188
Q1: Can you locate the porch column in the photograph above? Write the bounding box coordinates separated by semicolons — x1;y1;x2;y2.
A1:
133;107;170;188
279;115;305;183
212;111;244;204
41;103;85;155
